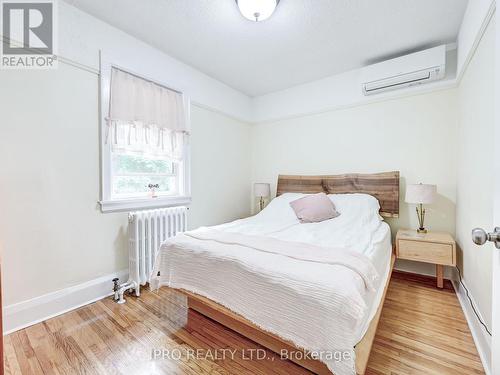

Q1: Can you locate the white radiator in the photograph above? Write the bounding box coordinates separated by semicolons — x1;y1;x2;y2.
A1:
127;206;188;296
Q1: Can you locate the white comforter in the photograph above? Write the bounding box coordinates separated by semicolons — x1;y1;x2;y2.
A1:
152;193;392;375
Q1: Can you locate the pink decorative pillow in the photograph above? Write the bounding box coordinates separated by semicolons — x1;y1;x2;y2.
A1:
289;193;340;223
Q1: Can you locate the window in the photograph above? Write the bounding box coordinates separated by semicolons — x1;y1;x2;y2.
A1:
111;153;177;199
99;64;191;212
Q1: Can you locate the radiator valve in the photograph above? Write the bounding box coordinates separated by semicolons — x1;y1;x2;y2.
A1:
112;278;120;301
112;279;136;304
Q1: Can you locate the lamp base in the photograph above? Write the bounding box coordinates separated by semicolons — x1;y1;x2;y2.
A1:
415;205;428;234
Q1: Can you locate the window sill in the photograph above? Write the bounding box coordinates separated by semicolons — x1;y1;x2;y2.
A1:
99;196;191;213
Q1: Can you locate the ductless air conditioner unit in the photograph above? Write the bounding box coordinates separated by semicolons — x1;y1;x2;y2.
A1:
361;45;446;96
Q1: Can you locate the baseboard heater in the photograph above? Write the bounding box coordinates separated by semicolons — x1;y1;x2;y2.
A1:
113;206;188;303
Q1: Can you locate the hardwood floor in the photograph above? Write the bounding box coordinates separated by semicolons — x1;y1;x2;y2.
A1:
4;272;484;375
366;272;484;374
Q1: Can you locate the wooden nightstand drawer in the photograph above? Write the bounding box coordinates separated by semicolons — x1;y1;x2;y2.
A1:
398;239;454;265
396;229;456;288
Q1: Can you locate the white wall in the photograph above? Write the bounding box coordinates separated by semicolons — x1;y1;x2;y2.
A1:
1;0;495;339
252;49;458;123
51;1;496;125
252;89;458;275
456;17;495;332
190;105;252;229
0;1;253;315
0;62;252;308
250;0;495;124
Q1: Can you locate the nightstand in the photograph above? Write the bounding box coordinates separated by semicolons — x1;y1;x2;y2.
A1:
395;229;456;288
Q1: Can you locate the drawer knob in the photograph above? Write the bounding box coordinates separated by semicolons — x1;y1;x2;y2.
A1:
472;227;500;249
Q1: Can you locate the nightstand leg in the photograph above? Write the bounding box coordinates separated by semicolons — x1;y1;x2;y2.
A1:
436;265;444;288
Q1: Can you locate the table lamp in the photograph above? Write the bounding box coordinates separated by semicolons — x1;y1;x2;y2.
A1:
254;183;270;211
405;183;437;233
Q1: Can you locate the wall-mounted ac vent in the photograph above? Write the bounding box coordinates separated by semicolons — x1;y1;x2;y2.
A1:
361;45;446;96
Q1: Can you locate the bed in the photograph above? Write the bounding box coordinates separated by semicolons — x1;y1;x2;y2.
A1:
152;171;399;375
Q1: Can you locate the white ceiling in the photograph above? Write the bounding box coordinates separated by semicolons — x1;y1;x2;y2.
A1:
64;0;468;97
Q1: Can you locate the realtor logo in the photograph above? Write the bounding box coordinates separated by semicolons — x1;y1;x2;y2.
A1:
1;0;57;68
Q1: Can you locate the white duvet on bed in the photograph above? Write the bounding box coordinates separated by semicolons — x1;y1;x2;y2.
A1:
152;193;392;375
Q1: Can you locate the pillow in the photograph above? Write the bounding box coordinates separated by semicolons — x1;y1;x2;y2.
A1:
289;193;340;223
328;193;383;221
257;192;307;222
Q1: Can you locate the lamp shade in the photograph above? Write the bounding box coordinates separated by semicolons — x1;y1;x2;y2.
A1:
254;183;270;198
405;184;437;204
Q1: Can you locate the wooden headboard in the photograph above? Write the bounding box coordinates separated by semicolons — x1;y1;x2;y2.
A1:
276;171;400;218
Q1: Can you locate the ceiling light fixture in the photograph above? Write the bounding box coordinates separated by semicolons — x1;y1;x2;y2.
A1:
236;0;279;22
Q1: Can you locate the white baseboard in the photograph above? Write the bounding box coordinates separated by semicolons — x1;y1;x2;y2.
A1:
394;266;491;373
3;269;128;335
3;266;493;375
452;278;492;375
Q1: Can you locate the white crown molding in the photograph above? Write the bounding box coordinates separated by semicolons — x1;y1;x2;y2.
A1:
50;1;496;125
249;1;496;124
56;2;254;123
456;0;496;82
253;78;459;125
3;270;128;335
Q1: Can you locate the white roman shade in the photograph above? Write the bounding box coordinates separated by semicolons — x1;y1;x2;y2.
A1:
107;67;188;159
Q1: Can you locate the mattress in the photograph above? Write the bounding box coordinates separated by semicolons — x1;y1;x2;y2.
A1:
152;193;393;375
354;223;392;342
211;192;393;342
216;216;393;343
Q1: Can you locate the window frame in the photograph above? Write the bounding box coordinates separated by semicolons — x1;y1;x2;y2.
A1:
99;54;191;213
